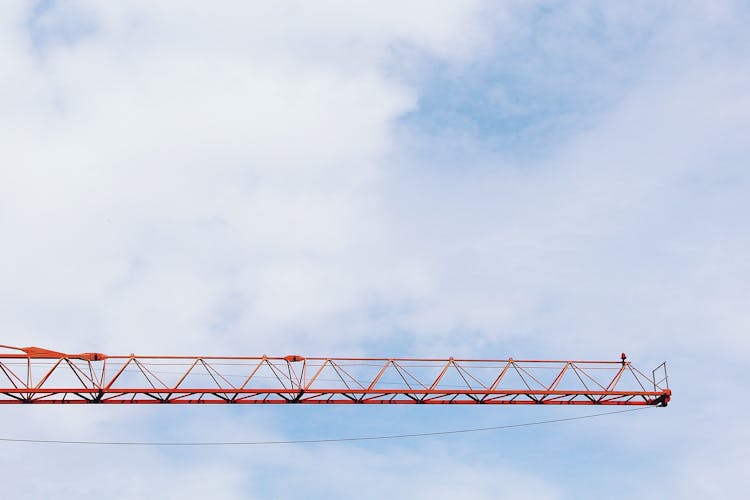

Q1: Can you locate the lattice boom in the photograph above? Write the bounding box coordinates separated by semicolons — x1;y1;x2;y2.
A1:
0;346;670;406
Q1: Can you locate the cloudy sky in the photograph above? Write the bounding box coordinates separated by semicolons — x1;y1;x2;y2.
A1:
1;1;749;498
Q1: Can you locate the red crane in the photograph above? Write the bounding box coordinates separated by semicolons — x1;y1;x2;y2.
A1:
0;345;670;406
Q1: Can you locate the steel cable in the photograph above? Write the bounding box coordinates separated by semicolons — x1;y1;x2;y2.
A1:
0;406;653;446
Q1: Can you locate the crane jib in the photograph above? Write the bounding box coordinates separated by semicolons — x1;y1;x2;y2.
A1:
0;345;670;406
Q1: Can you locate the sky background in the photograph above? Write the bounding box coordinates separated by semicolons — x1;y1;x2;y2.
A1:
1;1;749;498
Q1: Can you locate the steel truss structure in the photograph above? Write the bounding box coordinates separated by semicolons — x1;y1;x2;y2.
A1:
0;346;670;406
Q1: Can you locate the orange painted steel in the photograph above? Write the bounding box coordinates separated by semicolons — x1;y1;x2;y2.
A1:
0;345;670;406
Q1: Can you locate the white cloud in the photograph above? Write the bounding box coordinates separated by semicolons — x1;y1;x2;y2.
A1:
0;1;493;355
1;2;749;499
380;58;750;358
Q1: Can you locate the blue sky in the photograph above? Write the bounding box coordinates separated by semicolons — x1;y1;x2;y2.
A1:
1;1;749;498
